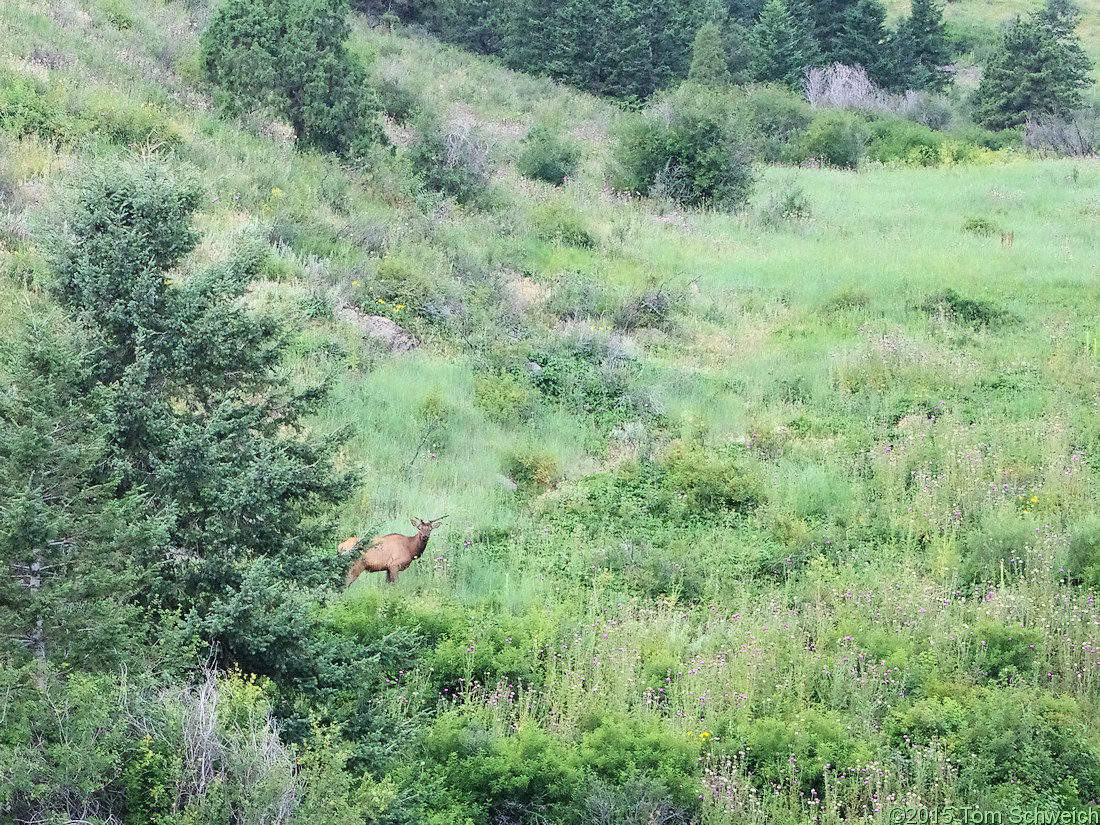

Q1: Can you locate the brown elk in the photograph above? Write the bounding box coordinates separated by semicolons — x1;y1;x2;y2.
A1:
340;517;447;585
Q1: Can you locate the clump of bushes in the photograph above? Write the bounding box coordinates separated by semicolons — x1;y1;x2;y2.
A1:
1066;517;1100;587
823;285;871;312
866;117;943;165
921;288;1013;328
518;125;581;185
544;270;613;321
614;282;684;332
474;370;541;424
527;330;640;422
612;84;754;210
503;447;559;492
416;709;701;825
739;84;814;162
0;75;74;142
758;182;812;229
374;74;422;125
408;119;493;205
559;444;765;538
532;202;594;247
962;215;998;236
791;112;868;168
886;688;1100;806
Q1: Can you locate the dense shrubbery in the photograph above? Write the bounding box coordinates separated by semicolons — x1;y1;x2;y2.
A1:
517;125;581;185
792;111;868;168
613;85;755;209
408;119;493;205
553;444;766;539
201;0;384;155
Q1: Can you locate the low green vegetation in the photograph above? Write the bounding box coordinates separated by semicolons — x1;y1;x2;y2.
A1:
2;0;1100;823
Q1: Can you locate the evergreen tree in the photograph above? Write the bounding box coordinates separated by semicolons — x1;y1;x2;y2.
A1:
47;162;351;620
201;0;382;155
832;0;896;87
973;0;1094;129
725;20;762;84
1034;0;1093;87
594;0;656;100
806;0;858;63
501;0;566;81
893;0;951;92
688;21;733;86
0;315;162;669
751;0;818;88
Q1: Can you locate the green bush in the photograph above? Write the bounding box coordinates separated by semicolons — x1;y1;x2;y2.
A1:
889;688;1100;806
532;201;594;247
612;84;754;210
561;444;765;536
961;215;998;236
409;120;492;205
522;331;643;425
473;370;541;424
99;0;136;30
790;112;869;169
83;92;182;149
973;621;1041;682
866;117;943;165
544;271;614;320
614;283;683;332
503;448;559;492
740;84;813;162
1066;516;1100;587
370;250;441;312
823;285;871;312
921;288;1013;328
758;182;812;229
731;710;872;797
577;712;701;810
517;125;581;185
0;75;75;142
422;712;585;823
374;74;421;125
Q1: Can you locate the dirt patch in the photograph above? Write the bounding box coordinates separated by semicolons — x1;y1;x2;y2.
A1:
502;268;549;312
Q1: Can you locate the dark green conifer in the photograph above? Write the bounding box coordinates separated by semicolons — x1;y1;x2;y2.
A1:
832;0;896;87
688;21;733;87
751;0;818;89
201;0;382;155
893;0;951;92
973;0;1094;129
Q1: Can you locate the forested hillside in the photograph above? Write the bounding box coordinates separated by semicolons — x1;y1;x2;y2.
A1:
2;0;1100;822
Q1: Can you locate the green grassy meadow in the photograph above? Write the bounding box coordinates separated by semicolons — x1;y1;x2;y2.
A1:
4;0;1100;821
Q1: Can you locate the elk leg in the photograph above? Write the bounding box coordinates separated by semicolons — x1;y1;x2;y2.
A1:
386;568;397;583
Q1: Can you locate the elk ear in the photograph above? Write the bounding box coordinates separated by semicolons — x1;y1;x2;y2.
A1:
411;519;422;529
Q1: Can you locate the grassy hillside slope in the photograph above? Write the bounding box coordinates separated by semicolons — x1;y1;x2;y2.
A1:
3;0;1100;821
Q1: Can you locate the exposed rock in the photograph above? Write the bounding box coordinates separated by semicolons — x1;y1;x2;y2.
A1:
335;303;419;354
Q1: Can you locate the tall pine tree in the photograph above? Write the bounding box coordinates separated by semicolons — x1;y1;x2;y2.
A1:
832;0;897;87
973;0;1094;128
688;21;733;86
892;0;951;92
47;162;351;619
751;0;818;88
